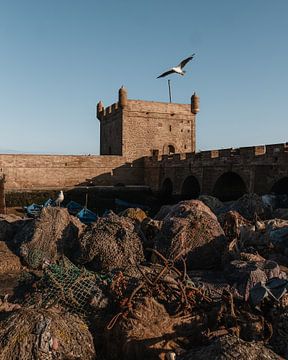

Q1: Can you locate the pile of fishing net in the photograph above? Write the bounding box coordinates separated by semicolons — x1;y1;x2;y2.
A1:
13;207;84;269
27;257;108;316
230;193;271;220
0;307;96;360
76;212;145;275
0;214;23;242
154;200;227;270
178;334;282;360
198;195;225;215
0;241;21;274
119;207;148;223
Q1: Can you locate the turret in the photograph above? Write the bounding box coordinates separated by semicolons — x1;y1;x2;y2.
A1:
97;100;104;120
191;92;199;114
118;86;128;108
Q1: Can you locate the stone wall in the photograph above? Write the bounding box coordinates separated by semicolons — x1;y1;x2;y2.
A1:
97;88;197;160
0;154;145;190
144;143;288;198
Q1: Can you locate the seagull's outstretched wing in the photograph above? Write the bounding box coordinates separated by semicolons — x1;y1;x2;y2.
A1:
178;54;195;69
157;69;174;78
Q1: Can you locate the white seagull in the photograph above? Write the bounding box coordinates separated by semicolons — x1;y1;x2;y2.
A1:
157;54;195;78
55;190;64;207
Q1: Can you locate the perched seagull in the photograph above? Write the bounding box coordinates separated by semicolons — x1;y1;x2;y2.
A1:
55;190;64;207
157;54;195;78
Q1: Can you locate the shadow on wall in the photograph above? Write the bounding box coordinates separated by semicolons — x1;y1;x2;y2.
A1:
76;158;145;187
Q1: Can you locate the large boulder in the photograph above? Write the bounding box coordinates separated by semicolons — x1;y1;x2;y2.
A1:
0;307;96;360
154;200;227;270
76;212;145;274
15;207;85;269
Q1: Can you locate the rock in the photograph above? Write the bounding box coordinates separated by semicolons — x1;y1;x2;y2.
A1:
76;212;145;275
0;307;96;360
154;200;227;270
15;207;85;269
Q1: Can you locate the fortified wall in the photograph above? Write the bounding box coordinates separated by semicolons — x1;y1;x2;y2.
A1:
144;143;288;201
0;87;287;205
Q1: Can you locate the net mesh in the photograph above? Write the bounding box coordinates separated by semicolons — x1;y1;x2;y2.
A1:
27;257;108;316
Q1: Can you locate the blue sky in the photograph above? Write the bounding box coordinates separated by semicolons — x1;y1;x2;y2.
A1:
0;0;287;154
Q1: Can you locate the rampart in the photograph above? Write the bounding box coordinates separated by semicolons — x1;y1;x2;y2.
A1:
144;143;288;200
0;154;145;191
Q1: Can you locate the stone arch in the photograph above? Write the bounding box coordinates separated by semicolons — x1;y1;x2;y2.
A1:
271;177;288;195
213;171;247;201
181;175;201;199
163;142;177;155
161;178;173;197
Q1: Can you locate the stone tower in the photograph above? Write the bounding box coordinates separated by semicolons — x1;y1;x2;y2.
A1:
97;87;199;159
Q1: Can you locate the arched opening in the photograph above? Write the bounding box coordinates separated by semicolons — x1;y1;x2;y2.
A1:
271;177;288;195
168;145;175;155
213;172;247;201
161;178;173;198
181;175;201;199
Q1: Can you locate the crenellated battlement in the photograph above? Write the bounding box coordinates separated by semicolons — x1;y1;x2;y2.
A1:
97;86;198;158
146;143;288;163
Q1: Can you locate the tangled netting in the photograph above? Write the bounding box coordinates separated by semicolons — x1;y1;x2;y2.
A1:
0;307;96;360
154;200;227;270
17;207;84;269
76;212;145;275
28;257;108;316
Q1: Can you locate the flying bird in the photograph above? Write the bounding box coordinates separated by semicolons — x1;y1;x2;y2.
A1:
55;190;64;207
157;54;195;78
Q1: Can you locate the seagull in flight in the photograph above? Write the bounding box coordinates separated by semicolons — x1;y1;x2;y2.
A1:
157;54;195;78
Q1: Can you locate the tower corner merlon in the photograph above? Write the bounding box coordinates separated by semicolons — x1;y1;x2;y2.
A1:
119;86;128;108
191;92;200;114
96;100;104;120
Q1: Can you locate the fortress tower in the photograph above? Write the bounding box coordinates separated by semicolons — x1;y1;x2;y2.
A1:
97;87;199;159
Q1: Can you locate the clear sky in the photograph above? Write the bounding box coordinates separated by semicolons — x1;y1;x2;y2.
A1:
0;0;287;154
